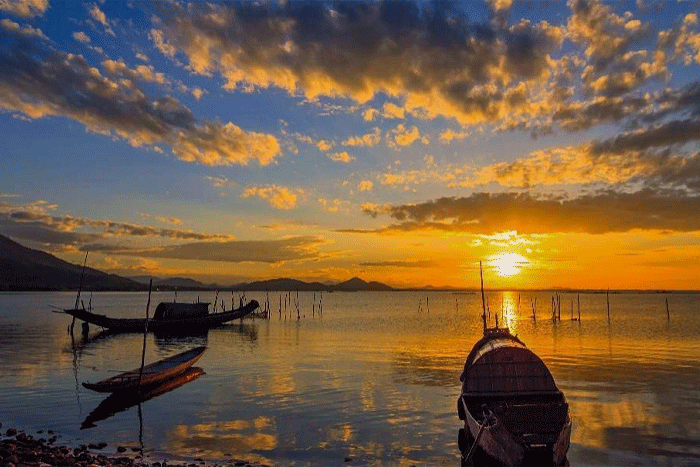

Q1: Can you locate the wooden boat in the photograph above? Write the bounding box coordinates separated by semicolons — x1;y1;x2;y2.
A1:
458;265;570;466
457;327;571;466
81;367;204;429
82;346;206;393
63;300;259;333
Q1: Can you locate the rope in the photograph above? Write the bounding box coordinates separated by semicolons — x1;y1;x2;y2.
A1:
462;406;495;464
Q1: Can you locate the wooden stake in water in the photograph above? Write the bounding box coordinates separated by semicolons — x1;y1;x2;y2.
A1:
551;296;556;321
557;293;561;321
71;251;89;335
666;297;670;320
138;279;153;389
577;293;581;321
607;288;610;322
479;261;487;333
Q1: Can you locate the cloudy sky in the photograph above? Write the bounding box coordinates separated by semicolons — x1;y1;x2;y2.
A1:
1;0;700;289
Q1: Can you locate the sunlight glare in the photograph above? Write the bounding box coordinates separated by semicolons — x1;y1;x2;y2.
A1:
490;253;528;277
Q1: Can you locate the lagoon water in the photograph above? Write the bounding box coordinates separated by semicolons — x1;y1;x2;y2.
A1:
1;290;699;466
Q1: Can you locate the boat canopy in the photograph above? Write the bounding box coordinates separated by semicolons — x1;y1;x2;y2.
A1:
472;337;527;364
462;340;559;395
153;302;209;320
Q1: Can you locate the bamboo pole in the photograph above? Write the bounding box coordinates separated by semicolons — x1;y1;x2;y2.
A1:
577;293;581;321
138;279;153;389
479;261;487;333
71;251;89;335
557;293;561;321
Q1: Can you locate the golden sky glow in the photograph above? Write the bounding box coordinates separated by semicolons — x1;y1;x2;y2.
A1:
2;0;700;290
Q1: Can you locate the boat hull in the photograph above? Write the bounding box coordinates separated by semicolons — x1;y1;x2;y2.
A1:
458;328;571;466
64;300;259;333
82;346;206;393
81;367;205;429
459;396;571;466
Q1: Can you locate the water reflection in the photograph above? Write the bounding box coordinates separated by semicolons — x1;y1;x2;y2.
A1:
392;350;461;387
163;418;276;464
81;367;205;429
153;331;209;352
2;291;700;465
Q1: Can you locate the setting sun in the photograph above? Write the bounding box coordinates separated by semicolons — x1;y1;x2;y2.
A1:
489;253;528;277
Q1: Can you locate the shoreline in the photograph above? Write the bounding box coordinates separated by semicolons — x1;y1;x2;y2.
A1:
0;426;269;467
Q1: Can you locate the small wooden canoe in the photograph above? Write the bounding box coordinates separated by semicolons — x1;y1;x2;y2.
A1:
82;346;206;393
81;367;205;429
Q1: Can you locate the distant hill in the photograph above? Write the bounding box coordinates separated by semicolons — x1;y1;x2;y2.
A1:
0;234;143;291
0;234;394;292
334;276;394;291
234;277;327;291
233;276;393;292
129;275;212;289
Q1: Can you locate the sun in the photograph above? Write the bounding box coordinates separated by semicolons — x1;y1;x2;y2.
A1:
489;253;528;277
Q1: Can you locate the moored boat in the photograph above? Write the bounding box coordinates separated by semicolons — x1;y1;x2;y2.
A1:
82;346;206;393
457;327;571;466
63;300;259;333
457;265;571;466
81;366;205;429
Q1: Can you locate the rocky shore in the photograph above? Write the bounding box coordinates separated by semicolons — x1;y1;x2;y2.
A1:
1;426;268;467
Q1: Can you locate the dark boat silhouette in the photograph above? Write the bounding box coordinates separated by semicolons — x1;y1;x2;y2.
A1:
457;264;571;466
63;300;258;333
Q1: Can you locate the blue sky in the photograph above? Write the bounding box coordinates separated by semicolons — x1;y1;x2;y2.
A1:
2;0;700;289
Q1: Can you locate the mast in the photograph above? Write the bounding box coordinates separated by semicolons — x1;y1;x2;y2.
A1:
479;261;487;333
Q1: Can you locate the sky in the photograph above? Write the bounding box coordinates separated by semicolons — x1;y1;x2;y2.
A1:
1;0;700;290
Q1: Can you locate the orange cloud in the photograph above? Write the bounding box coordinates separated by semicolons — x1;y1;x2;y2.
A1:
150;1;563;125
342;127;381;147
327;151;355;163
242;185;302;210
358;180;373;192
361;190;700;235
0;30;281;167
0;0;48;18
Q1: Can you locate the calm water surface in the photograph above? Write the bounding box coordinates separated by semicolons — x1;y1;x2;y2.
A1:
1;291;699;466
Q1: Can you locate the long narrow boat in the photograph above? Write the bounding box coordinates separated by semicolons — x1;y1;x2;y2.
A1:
82;346;207;393
81;367;205;429
63;300;259;333
457;326;571;466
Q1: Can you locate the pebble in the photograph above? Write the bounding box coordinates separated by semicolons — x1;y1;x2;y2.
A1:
1;427;268;467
